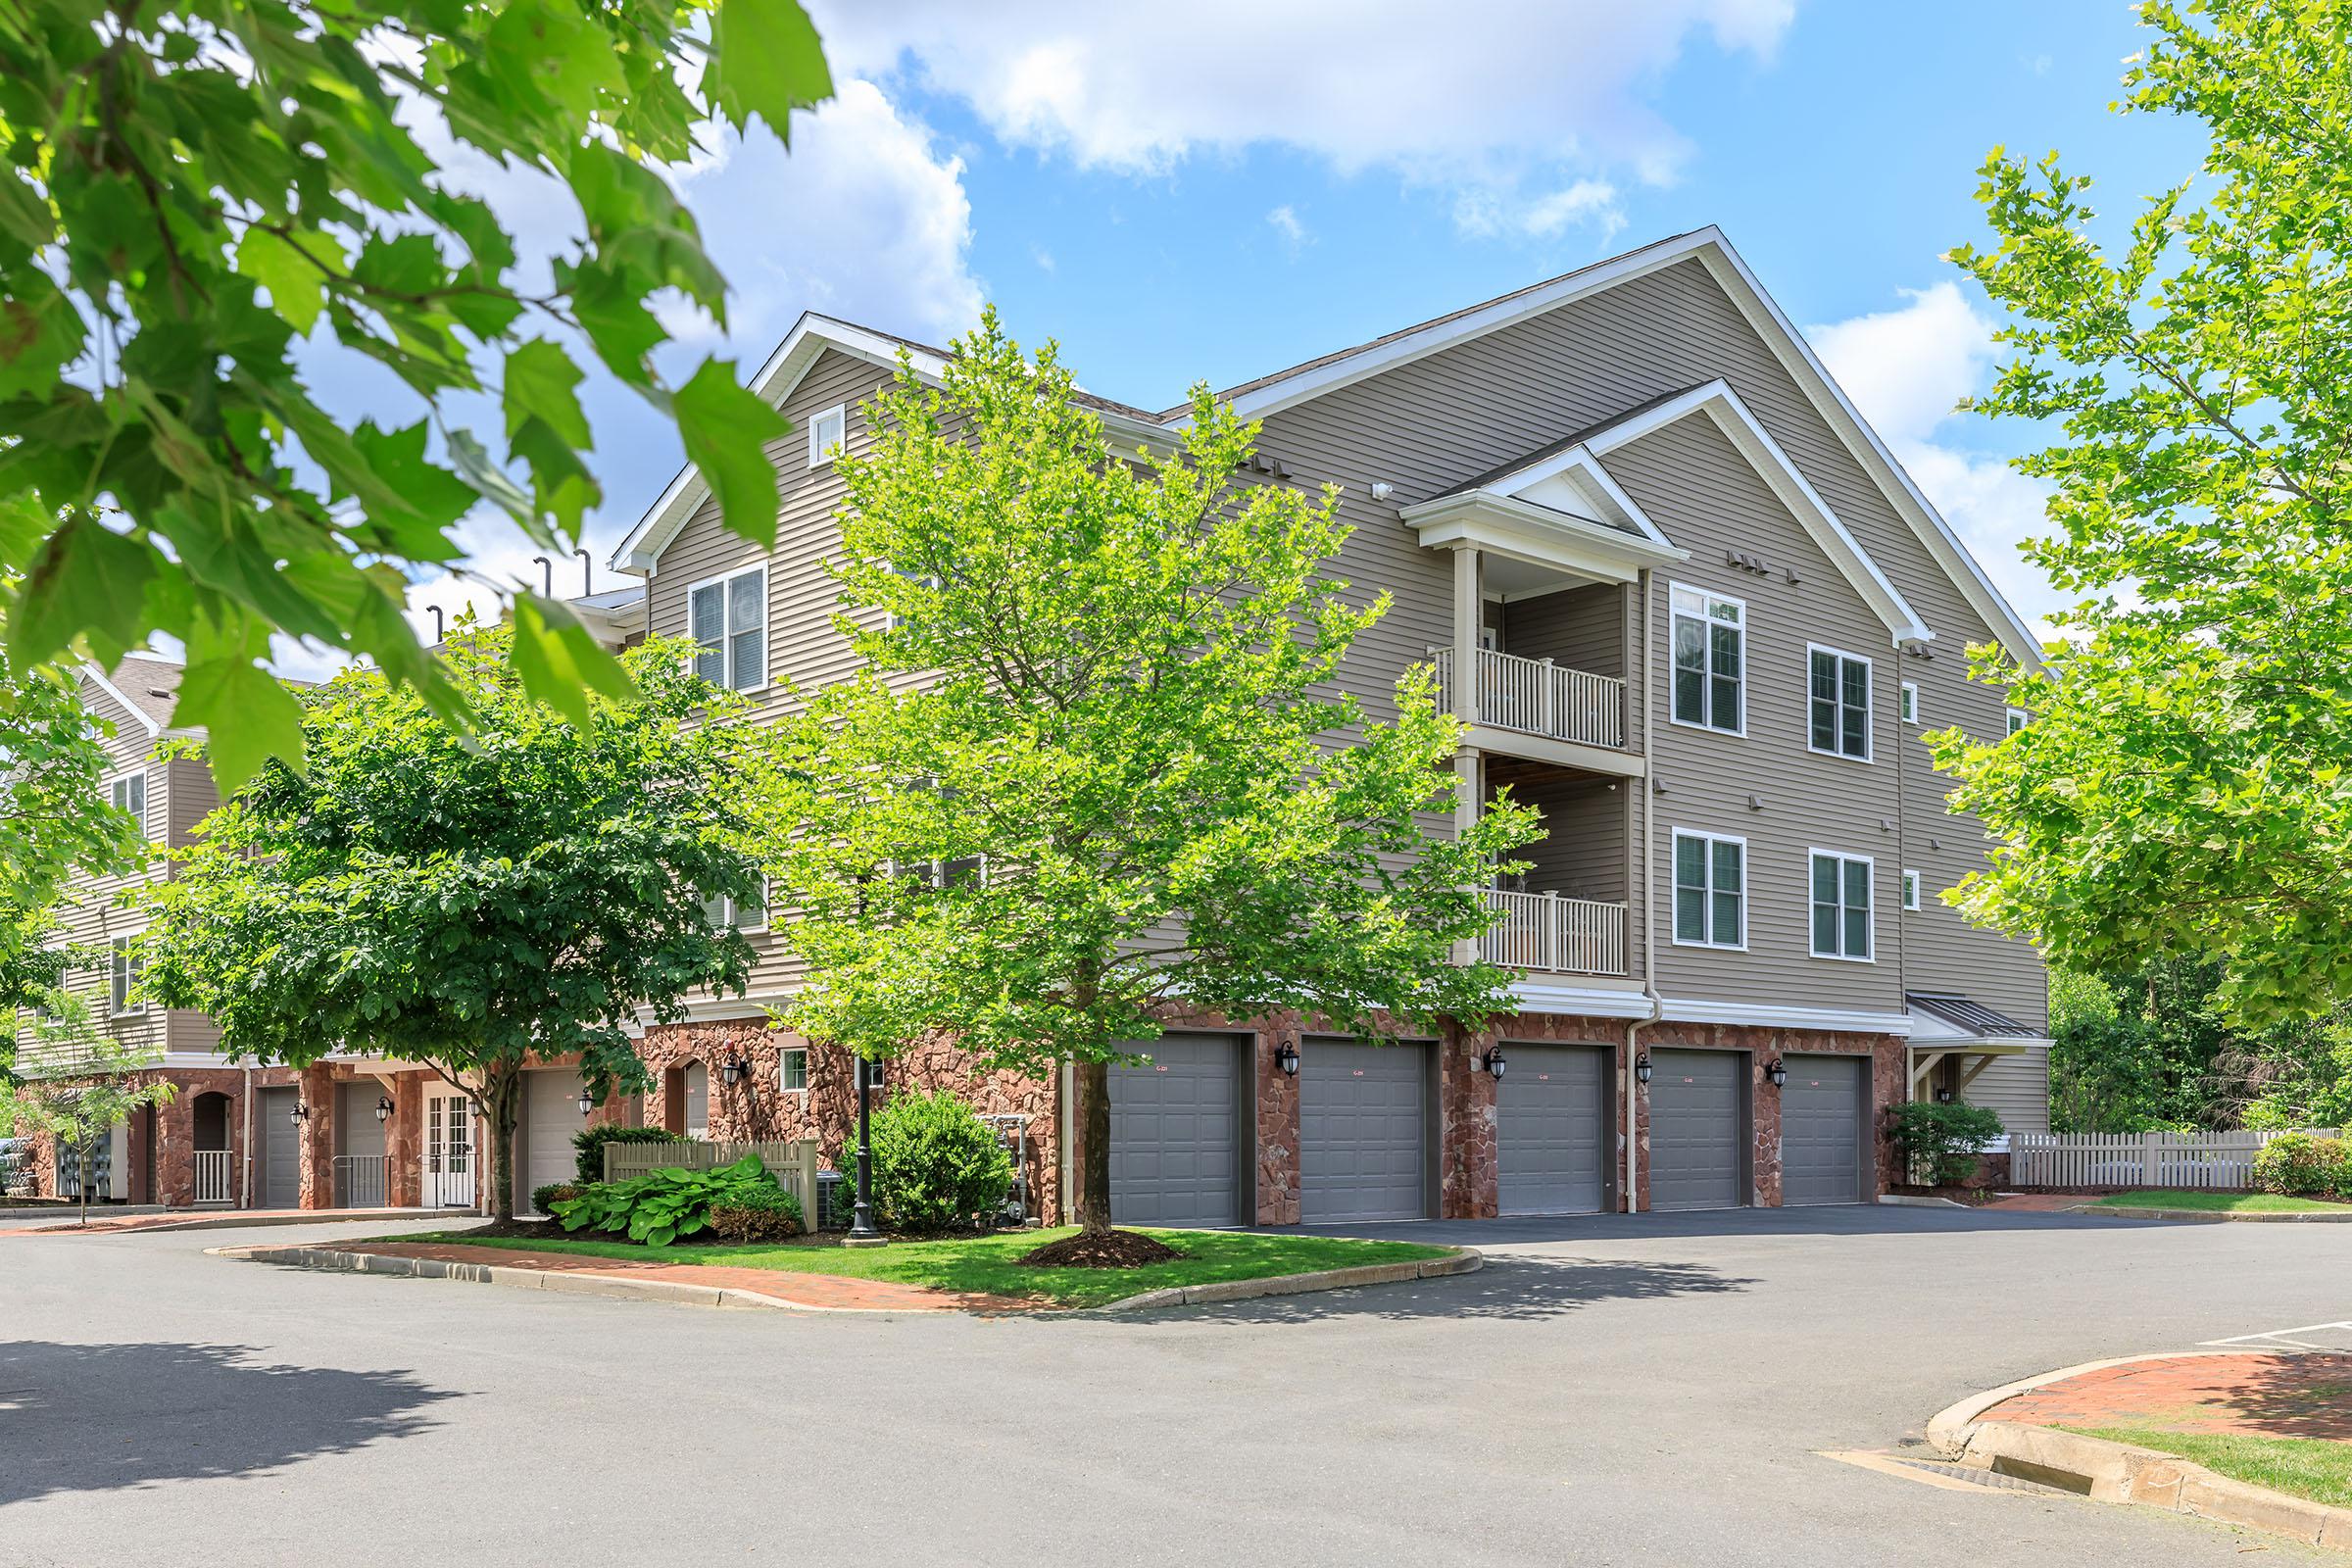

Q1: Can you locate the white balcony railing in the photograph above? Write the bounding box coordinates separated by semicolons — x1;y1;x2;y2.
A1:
193;1149;234;1205
333;1154;388;1208
1482;890;1628;976
1433;648;1627;750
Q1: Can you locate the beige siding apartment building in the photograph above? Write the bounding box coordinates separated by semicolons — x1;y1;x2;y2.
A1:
16;227;2046;1224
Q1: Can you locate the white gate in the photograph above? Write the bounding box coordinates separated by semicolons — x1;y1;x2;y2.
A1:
423;1093;476;1207
192;1150;234;1205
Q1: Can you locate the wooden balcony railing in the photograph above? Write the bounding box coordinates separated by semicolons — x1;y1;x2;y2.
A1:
1481;890;1628;976
1434;648;1627;750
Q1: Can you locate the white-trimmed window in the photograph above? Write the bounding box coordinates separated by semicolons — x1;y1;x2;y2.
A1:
807;404;847;467
1899;682;1920;725
688;565;766;692
109;937;145;1015
1670;585;1744;734
1807;646;1872;760
1901;869;1921;911
1809;851;1874;961
778;1046;808;1094
702;877;768;934
2005;706;2029;736
108;770;148;833
1672;830;1746;949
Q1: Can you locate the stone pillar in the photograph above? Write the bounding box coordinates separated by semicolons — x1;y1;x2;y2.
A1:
1254;1016;1302;1225
127;1100;155;1205
154;1086;194;1207
385;1075;423;1207
1439;1022;1498;1219
1746;1031;1784;1208
297;1063;338;1209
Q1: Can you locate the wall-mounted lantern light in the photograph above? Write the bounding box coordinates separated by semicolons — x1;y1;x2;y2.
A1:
374;1095;394;1123
576;1085;594;1116
1482;1046;1507;1079
290;1101;310;1125
1765;1057;1788;1089
719;1052;748;1089
1634;1053;1652;1086
1274;1041;1300;1077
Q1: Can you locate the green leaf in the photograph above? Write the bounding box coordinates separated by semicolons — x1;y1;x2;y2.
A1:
174;657;305;792
703;0;834;139
674;359;788;549
11;515;157;663
234;227;328;335
503;339;591;449
509;593;635;727
0;283;84;400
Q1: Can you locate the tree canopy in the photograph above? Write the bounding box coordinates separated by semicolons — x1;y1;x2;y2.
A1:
0;0;831;791
139;618;774;1217
761;314;1541;1233
1937;0;2352;1025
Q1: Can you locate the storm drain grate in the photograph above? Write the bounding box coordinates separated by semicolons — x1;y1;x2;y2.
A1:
1887;1457;2078;1495
1818;1448;2081;1497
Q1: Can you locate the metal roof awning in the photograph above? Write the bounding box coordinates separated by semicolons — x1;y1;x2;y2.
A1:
1906;992;2038;1040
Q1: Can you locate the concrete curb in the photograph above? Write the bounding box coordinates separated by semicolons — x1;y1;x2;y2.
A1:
1088;1247;1483;1313
1926;1350;2251;1458
213;1244;902;1314
2079;1204;2352;1224
1877;1194;1973;1210
1959;1422;2352;1552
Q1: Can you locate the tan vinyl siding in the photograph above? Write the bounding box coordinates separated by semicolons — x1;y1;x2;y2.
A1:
1504;773;1629;903
1963;1047;2050;1135
1503;583;1624;679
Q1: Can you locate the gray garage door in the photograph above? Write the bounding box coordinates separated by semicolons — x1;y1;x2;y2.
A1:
1497;1045;1609;1216
1301;1041;1429;1224
1648;1049;1745;1211
259;1086;298;1208
1110;1034;1242;1228
1781;1054;1868;1206
521;1068;586;1211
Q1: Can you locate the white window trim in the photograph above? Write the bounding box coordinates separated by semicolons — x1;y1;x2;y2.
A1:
109;937;146;1016
1899;681;1920;725
1667;581;1748;739
1804;643;1874;763
777;1045;809;1097
2005;705;2030;736
807;403;847;468
704;877;769;936
1901;868;1921;911
1669;828;1748;952
1807;848;1876;963
683;564;767;693
106;768;149;834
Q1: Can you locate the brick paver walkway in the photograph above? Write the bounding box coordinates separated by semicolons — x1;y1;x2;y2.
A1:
1988;1353;2352;1442
0;1206;416;1238
342;1240;1041;1313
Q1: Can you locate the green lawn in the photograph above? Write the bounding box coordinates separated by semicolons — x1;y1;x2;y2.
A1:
2064;1426;2352;1510
375;1226;1451;1309
2087;1190;2352;1214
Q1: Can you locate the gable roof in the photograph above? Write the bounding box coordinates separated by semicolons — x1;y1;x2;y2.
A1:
79;656;182;736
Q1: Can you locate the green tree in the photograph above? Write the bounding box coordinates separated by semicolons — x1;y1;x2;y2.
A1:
0;1014;176;1226
762;315;1542;1239
1937;0;2352;1026
0;0;832;792
138;618;772;1219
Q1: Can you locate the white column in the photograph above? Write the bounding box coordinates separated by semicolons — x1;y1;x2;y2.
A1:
1451;547;1481;728
1453;746;1483;965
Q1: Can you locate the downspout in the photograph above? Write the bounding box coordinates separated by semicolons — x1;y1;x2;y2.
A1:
1626;566;1662;1214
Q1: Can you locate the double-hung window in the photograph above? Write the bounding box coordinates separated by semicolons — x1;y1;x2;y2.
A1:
109;770;148;833
1671;585;1744;733
689;565;766;692
1808;647;1872;760
1672;830;1745;949
702;878;768;934
110;937;145;1014
778;1046;808;1094
1809;852;1873;960
807;404;847;467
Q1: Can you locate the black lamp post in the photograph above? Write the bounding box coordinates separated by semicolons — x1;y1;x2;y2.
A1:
1274;1040;1300;1077
849;1055;885;1243
1634;1053;1652;1086
1765;1057;1788;1089
373;1095;394;1124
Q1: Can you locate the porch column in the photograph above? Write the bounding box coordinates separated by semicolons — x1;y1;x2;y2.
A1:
1450;546;1481;726
296;1062;337;1209
1453;747;1484;966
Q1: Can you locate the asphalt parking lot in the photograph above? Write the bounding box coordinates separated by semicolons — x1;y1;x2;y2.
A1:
3;1203;2345;1566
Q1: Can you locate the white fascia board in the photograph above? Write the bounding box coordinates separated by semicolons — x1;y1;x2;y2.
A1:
1662;996;1915;1037
77;664;164;736
1505;981;1656;1018
1401;490;1687;583
1576;379;1932;647
1690;238;2044;669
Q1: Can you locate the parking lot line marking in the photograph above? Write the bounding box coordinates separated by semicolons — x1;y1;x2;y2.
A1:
2201;1319;2352;1347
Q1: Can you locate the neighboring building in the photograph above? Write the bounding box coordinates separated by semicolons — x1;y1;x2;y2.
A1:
11;225;2049;1222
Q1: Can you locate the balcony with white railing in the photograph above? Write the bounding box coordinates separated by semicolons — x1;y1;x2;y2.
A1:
1481;889;1629;977
1433;648;1628;751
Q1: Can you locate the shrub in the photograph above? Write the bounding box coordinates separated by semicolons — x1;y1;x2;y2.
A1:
709;1184;805;1244
530;1182;580;1216
1888;1101;2005;1188
571;1124;686;1186
2254;1133;2349;1198
867;1090;1012;1234
552;1154;779;1247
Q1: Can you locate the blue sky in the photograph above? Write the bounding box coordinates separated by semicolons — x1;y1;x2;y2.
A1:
315;1;2212;670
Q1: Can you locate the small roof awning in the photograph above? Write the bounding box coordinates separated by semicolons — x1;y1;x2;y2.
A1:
1906;992;2037;1042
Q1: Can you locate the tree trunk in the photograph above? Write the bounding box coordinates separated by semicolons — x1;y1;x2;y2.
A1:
1075;1057;1113;1234
77;1141;91;1228
485;1068;520;1222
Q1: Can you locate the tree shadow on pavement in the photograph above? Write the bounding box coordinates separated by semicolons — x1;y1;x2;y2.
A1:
1139;1253;1754;1325
0;1341;459;1506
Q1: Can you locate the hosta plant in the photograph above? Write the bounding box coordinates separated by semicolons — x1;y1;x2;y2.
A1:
551;1154;779;1247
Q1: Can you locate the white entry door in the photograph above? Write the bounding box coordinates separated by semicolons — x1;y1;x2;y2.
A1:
423;1092;476;1208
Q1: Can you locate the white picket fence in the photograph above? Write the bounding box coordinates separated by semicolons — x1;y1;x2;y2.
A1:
604;1139;820;1216
2009;1128;2338;1191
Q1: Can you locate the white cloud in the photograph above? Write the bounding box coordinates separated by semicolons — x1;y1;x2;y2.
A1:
1457;179;1623;241
811;1;1795;237
1265;204;1310;255
1809;282;2066;637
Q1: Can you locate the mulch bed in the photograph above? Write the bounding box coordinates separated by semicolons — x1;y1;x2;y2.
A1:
1018;1229;1185;1268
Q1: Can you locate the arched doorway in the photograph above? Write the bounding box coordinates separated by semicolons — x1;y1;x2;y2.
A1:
190;1092;233;1205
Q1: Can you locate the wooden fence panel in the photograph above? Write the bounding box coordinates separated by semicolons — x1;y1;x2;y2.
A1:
2009;1128;2339;1190
603;1139;820;1216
